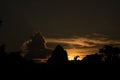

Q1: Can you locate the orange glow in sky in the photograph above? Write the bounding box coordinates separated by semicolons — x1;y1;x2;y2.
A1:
66;49;86;60
66;48;98;60
26;34;120;63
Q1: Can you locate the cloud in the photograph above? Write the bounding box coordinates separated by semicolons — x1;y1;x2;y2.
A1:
21;33;120;61
21;32;52;60
46;42;74;49
46;33;120;49
46;33;120;60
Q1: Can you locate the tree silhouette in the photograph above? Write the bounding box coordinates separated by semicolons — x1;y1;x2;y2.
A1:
0;20;2;26
0;44;8;64
99;45;120;64
81;53;102;64
0;44;5;53
74;56;79;61
46;45;68;65
8;51;27;64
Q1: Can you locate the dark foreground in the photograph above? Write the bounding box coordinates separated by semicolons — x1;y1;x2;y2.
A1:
0;63;120;79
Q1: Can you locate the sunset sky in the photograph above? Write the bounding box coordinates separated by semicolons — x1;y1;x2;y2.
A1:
0;0;120;60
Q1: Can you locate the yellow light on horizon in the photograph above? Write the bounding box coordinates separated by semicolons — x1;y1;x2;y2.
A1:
66;49;85;60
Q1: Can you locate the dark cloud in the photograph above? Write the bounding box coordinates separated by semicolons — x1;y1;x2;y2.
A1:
21;32;52;60
83;33;108;39
47;42;83;49
46;42;71;49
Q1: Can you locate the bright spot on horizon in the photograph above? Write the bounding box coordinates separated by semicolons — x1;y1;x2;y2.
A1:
66;49;85;60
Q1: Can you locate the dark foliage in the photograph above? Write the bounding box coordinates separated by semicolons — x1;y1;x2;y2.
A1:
99;45;120;64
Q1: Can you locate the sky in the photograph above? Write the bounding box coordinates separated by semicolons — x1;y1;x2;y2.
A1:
0;0;120;60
